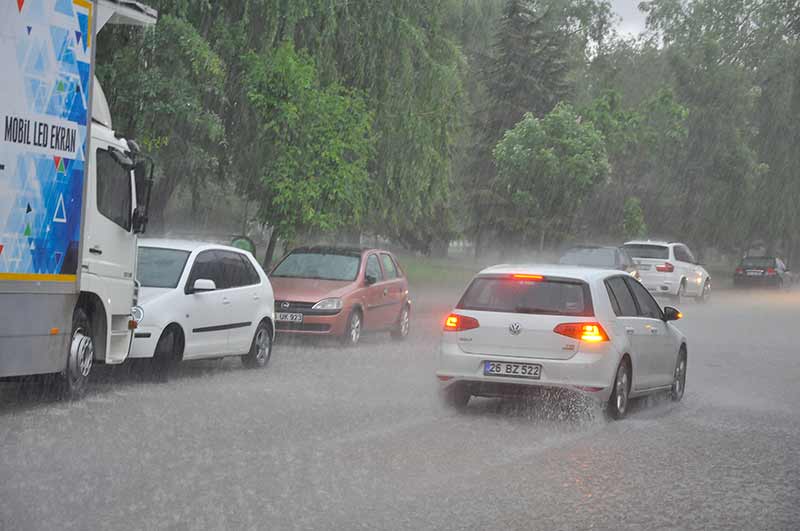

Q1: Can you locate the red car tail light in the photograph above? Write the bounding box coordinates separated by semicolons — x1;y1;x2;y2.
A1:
766;267;777;275
735;267;744;274
444;313;480;332
554;322;609;342
656;262;675;273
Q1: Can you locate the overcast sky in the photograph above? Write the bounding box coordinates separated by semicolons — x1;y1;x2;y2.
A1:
611;0;647;36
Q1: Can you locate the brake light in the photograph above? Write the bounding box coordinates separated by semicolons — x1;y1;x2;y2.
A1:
554;322;609;342
444;313;480;332
656;262;675;273
512;274;543;281
766;267;777;275
735;267;744;274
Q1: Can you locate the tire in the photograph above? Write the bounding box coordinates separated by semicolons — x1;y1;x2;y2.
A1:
56;307;94;399
242;320;272;369
151;327;181;380
441;383;470;410
671;348;687;402
340;309;362;347
696;279;711;303
390;304;410;341
607;358;631;420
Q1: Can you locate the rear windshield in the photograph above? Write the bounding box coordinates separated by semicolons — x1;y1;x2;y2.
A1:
559;247;617;268
137;247;190;288
623;244;669;260
457;276;593;316
271;252;361;281
741;257;775;268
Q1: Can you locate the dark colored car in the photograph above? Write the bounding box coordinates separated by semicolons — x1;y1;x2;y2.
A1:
733;256;791;288
269;246;411;345
558;245;640;280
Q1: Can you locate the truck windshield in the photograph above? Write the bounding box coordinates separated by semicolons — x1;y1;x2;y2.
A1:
137;247;190;288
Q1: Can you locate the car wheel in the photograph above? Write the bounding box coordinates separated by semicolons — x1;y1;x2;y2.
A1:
607;358;631;420
341;309;362;346
56;307;94;399
242;321;272;369
696;279;711;303
152;327;181;380
441;383;470;410
671;348;687;402
390;304;410;341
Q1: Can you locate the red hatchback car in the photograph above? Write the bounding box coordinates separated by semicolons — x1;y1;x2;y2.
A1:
269;247;411;345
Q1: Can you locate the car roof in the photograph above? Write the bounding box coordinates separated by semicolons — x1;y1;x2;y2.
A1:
476;264;619;282
138;238;249;254
563;245;619;251
623;240;671;246
290;245;392;256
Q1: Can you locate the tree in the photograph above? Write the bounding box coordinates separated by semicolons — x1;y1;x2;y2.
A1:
623;197;648;239
241;42;374;265
491;103;609;251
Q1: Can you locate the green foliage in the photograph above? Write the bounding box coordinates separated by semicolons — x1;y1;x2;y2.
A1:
242;42;373;242
623;197;648;239
492;103;609;248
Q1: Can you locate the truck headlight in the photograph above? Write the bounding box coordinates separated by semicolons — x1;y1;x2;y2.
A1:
312;298;343;311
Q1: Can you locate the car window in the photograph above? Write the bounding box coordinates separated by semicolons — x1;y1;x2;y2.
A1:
238;254;262;285
380;254;398;279
96;148;132;231
137;247;190;288
366;254;383;281
216;250;255;289
619;249;634;268
605;276;638;317
625;278;663;319
741;257;774;268
623;244;669;260
271;251;360;281
186;250;223;291
674;245;692;263
457;277;593;316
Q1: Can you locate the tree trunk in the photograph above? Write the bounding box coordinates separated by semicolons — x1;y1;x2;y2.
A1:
263;229;278;270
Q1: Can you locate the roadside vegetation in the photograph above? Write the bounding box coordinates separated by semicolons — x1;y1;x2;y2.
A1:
97;0;800;265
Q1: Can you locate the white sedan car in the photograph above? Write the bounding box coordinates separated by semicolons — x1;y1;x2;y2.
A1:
131;239;275;372
436;265;687;419
623;241;711;302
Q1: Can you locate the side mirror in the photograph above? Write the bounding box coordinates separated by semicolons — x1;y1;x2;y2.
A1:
365;274;377;285
663;306;682;322
191;279;217;293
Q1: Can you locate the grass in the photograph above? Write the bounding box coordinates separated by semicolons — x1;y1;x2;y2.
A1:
396;253;481;291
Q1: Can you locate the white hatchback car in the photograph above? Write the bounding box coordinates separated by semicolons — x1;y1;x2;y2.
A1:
623;241;711;302
436;265;687;419
131;239;275;372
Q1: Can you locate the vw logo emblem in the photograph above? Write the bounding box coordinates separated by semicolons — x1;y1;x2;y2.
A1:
509;322;522;336
281;301;290;310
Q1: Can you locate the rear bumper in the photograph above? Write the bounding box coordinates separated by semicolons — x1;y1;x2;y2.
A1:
639;275;679;296
436;341;618;402
733;275;781;287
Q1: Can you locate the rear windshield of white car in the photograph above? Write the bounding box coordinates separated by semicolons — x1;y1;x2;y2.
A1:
559;247;616;268
137;247;191;288
457;276;594;316
271;252;361;281
623;244;669;260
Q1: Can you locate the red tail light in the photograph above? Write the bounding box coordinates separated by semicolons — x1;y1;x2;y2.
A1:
735;267;744;274
554;322;609;342
766;268;777;275
656;262;675;273
444;313;480;332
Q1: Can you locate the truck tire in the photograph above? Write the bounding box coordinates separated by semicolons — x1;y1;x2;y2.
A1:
57;307;94;399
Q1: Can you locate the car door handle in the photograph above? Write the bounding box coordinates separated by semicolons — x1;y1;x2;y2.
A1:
383;288;388;296
222;298;231;305
89;246;102;255
253;295;260;301
650;328;659;334
625;327;635;335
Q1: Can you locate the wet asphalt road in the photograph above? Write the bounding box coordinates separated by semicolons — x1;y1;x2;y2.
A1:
1;288;799;530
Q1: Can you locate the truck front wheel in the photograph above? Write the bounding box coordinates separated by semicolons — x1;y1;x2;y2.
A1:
57;307;94;399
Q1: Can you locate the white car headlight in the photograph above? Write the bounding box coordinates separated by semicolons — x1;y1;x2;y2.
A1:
312;298;343;311
131;305;144;323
